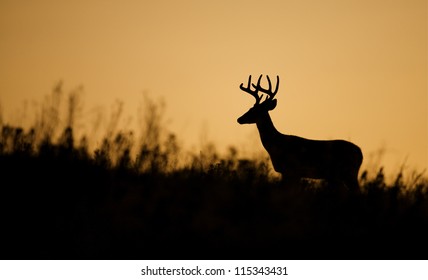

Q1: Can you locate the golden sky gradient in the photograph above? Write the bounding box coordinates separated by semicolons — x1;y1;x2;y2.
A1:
0;0;426;176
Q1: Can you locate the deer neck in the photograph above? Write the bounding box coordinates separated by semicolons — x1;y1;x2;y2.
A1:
256;112;281;149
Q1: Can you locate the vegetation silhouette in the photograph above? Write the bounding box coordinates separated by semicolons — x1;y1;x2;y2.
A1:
238;75;363;190
0;85;427;260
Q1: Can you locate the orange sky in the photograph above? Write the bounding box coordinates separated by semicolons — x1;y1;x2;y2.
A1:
0;0;426;177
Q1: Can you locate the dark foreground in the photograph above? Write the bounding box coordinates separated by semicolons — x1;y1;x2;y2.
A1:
1;148;428;260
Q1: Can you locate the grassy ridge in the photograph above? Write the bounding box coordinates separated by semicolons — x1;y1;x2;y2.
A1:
0;90;427;259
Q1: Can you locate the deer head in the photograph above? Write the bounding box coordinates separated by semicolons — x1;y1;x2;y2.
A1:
237;74;280;124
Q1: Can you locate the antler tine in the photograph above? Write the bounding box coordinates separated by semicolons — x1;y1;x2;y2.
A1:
258;75;280;100
251;74;263;90
240;75;261;104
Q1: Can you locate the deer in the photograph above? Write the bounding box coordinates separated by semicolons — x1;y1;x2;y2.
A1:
237;74;363;190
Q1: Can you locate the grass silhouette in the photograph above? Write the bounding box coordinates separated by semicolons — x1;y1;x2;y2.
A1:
0;88;427;260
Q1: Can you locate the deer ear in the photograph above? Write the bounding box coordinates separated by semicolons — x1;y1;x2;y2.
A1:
267;99;277;111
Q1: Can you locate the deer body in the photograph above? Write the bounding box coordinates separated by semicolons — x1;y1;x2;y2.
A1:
237;75;363;189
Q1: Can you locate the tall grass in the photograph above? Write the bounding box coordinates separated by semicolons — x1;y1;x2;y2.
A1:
0;85;427;260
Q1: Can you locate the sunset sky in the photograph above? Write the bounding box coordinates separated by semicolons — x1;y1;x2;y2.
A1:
0;0;426;176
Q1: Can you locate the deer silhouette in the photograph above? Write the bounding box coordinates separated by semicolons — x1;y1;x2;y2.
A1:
237;75;363;190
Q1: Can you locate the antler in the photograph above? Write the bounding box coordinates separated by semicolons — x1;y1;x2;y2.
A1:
240;75;280;105
240;75;262;105
258;75;279;101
